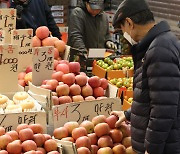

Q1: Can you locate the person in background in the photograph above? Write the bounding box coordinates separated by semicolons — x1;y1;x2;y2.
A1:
67;0;117;56
10;0;62;39
111;0;180;154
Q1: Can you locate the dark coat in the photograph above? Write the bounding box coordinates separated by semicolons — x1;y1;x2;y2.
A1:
10;0;61;39
67;2;111;51
127;21;180;154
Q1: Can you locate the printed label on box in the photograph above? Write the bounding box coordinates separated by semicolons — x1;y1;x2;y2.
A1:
11;29;33;72
32;46;54;86
0;9;16;43
52;98;121;128
0;44;18;92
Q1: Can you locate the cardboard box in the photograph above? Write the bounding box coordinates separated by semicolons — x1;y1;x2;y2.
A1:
92;60;107;78
122;90;133;111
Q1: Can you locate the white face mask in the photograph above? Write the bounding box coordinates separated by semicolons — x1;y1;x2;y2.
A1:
123;32;137;45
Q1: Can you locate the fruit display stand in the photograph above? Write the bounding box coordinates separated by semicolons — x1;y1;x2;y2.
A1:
122;90;133;111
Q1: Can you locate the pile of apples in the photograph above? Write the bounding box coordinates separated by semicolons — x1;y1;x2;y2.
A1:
40;60;109;105
53;114;136;154
0;124;60;154
32;26;66;60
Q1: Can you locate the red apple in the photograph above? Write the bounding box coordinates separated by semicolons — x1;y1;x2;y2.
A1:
62;73;75;86
88;76;101;88
59;60;69;65
44;139;58;152
87;133;98;145
6;130;18;141
72;95;84;102
92;115;106;126
64;121;79;135
109;129;123;143
18;72;26;80
0;127;5;136
29;124;44;134
56;64;69;74
97;147;113;154
0;150;8;154
75;136;91;149
91;145;99;154
94;123;110;137
69;84;81;96
51;71;64;82
46;79;59;91
25;66;32;73
24;150;36;154
52;96;59;105
72;127;87;140
33;134;46;147
53;127;69;140
19;128;34;142
54;48;59;60
106;115;118;129
22;140;37;152
119;122;131;137
56;84;69;96
81;85;93;97
100;78;108;90
93;87;104;98
75;75;87;87
126;146;137;154
98;135;113;148
69;62;80;74
80;120;94;134
122;136;131;148
58;96;72;104
112;144;126;154
6;140;22;154
61;137;75;143
37;147;46;154
0;134;12;150
16;124;29;133
77;147;91;154
18;79;26;87
43;134;52;141
53;60;59;69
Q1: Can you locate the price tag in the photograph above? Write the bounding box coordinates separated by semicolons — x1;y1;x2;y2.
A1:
0;112;47;132
52;98;121;128
11;29;33;72
88;48;106;58
0;30;5;44
0;44;18;92
0;9;16;43
32;46;54;86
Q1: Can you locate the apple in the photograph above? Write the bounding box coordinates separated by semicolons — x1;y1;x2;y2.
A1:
97;147;113;154
53;60;59;69
88;76;101;88
92;115;106;126
43;134;52;141
24;150;36;154
56;84;69;96
62;73;75;86
64;121;79;135
51;71;64;82
81;85;93;97
6;140;22;154
77;147;91;154
19;128;34;142
47;151;60;154
61;137;75;143
69;84;81;96
126;146;137;154
119;122;131;137
0;134;12;150
29;124;44;134
46;79;59;91
80;120;94;134
85;96;95;101
93;87;104;98
87;133;98;145
94;123;110;137
106;115;118;129
100;78;108;90
0;127;5;136
33;134;46;147
54;48;59;60
22;140;37;152
53;127;69;140
72;127;87;140
122;136;131;148
25;66;32;73
91;145;99;154
44;139;58;152
75;75;87;87
52;96;59;105
56;64;69;74
112;144;126;154
69;62;80;74
75;136;91;149
16;124;29;133
72;95;84;102
109;129;123;143
37;147;46;154
18;79;26;87
0;150;8;154
18;72;26;80
59;96;72;104
6;130;18;141
98;135;113;148
59;60;69;65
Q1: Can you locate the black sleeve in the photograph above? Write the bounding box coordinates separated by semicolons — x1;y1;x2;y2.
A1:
44;0;62;39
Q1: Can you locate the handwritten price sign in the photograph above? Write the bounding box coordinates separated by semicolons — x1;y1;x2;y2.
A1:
0;44;18;92
0;112;46;132
0;9;16;43
11;29;33;72
52;98;121;128
0;30;5;44
32;46;54;86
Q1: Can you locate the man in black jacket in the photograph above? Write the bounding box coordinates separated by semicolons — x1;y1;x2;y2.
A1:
10;0;62;39
111;0;180;154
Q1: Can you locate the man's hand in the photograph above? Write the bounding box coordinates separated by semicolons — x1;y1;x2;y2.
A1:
110;111;126;128
106;41;117;50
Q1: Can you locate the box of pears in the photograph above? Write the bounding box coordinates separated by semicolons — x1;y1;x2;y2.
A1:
92;56;134;79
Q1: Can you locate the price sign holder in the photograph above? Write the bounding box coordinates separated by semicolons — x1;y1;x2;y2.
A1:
88;48;106;58
32;46;54;86
0;44;18;93
0;30;5;44
52;98;121;128
0;9;16;43
11;29;33;72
